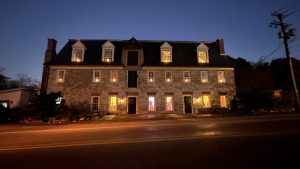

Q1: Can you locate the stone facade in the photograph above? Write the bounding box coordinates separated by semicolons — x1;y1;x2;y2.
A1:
42;38;236;114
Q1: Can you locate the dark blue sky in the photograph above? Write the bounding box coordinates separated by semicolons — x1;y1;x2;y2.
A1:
1;0;299;81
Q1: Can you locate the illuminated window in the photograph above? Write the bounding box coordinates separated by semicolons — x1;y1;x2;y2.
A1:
162;50;172;63
165;71;172;82
183;71;190;83
91;96;100;111
56;70;65;82
203;95;211;108
148;96;155;111
110;70;118;83
220;95;227;108
109;96;117;112
201;71;208;83
102;41;115;62
148;71;155;83
93;70;101;83
166;96;173;111
197;43;209;63
71;40;85;62
217;71;226;83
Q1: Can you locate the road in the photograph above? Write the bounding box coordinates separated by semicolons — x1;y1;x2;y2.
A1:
0;114;300;169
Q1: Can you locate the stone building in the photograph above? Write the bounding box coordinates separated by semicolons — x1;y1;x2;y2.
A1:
41;37;236;114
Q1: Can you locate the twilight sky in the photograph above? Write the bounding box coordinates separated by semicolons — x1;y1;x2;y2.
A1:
0;0;299;81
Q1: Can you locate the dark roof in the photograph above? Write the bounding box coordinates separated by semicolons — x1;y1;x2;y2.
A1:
49;38;233;67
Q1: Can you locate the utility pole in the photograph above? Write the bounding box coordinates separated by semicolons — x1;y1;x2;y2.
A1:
270;10;300;111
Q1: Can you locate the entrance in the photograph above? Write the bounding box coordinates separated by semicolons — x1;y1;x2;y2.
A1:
128;97;136;114
184;96;192;114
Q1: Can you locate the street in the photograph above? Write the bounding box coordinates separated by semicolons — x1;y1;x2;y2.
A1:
0;114;300;169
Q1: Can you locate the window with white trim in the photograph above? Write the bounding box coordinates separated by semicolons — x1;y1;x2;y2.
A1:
72;48;84;62
148;71;155;83
220;95;227;108
217;71;226;83
148;96;155;111
183;71;190;83
110;70;118;83
197;43;209;63
200;71;208;83
160;42;172;63
102;41;115;63
166;96;173;111
56;70;65;83
93;70;101;83
91;96;100;111
165;71;172;82
109;96;117;112
203;94;211;108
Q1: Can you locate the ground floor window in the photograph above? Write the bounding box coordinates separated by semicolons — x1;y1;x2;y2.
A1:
166;96;173;111
91;96;100;111
203;95;211;108
148;96;155;111
220;95;227;108
109;96;117;112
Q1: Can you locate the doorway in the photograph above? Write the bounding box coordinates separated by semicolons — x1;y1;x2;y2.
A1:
184;96;192;114
128;97;137;114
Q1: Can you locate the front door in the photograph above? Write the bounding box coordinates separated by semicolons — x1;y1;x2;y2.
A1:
128;97;136;114
184;96;192;114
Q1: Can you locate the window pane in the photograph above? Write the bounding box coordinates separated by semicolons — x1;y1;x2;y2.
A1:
218;71;225;83
162;50;171;62
92;97;99;111
109;96;117;112
198;51;207;63
220;95;227;108
166;96;173;111
57;70;65;82
73;49;83;62
165;71;172;82
93;70;100;82
110;70;118;82
148;71;154;82
201;71;208;83
203;95;210;108
104;49;112;62
183;71;190;82
148;96;155;111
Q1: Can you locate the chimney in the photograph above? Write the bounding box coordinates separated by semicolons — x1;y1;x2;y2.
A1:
44;39;57;63
217;39;225;55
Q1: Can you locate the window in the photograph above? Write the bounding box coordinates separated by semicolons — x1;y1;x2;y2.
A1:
148;71;155;83
56;70;65;82
103;49;113;62
217;71;226;83
165;71;172;82
203;95;211;108
201;71;208;83
220;95;227;108
109;96;117;112
148;96;155;111
93;70;101;83
166;96;173;111
183;71;190;83
162;50;172;63
128;71;137;88
110;70;118;83
127;51;138;66
91;96;100;111
102;41;115;63
72;49;84;62
160;42;172;63
197;43;209;63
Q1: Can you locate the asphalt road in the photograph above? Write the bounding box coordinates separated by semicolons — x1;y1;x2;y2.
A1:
0;114;300;169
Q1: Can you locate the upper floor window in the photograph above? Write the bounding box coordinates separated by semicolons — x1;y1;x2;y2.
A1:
71;40;85;63
165;71;172;83
110;70;118;83
93;70;101;83
102;41;115;63
183;71;190;83
197;43;209;63
148;71;155;83
56;70;65;83
217;71;226;83
160;42;172;63
200;71;208;83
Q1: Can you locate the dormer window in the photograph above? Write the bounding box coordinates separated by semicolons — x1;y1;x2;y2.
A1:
102;41;115;63
71;40;85;63
197;43;209;63
160;42;172;63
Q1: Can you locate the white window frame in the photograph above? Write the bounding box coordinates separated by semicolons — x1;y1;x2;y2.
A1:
220;95;227;108
160;42;173;63
92;70;101;83
91;96;100;111
217;71;226;83
183;71;191;83
110;70;118;83
56;70;65;83
109;95;117;112
147;71;155;83
102;41;115;63
197;43;209;63
165;96;174;111
200;71;208;83
148;96;156;111
165;71;172;83
71;48;85;62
